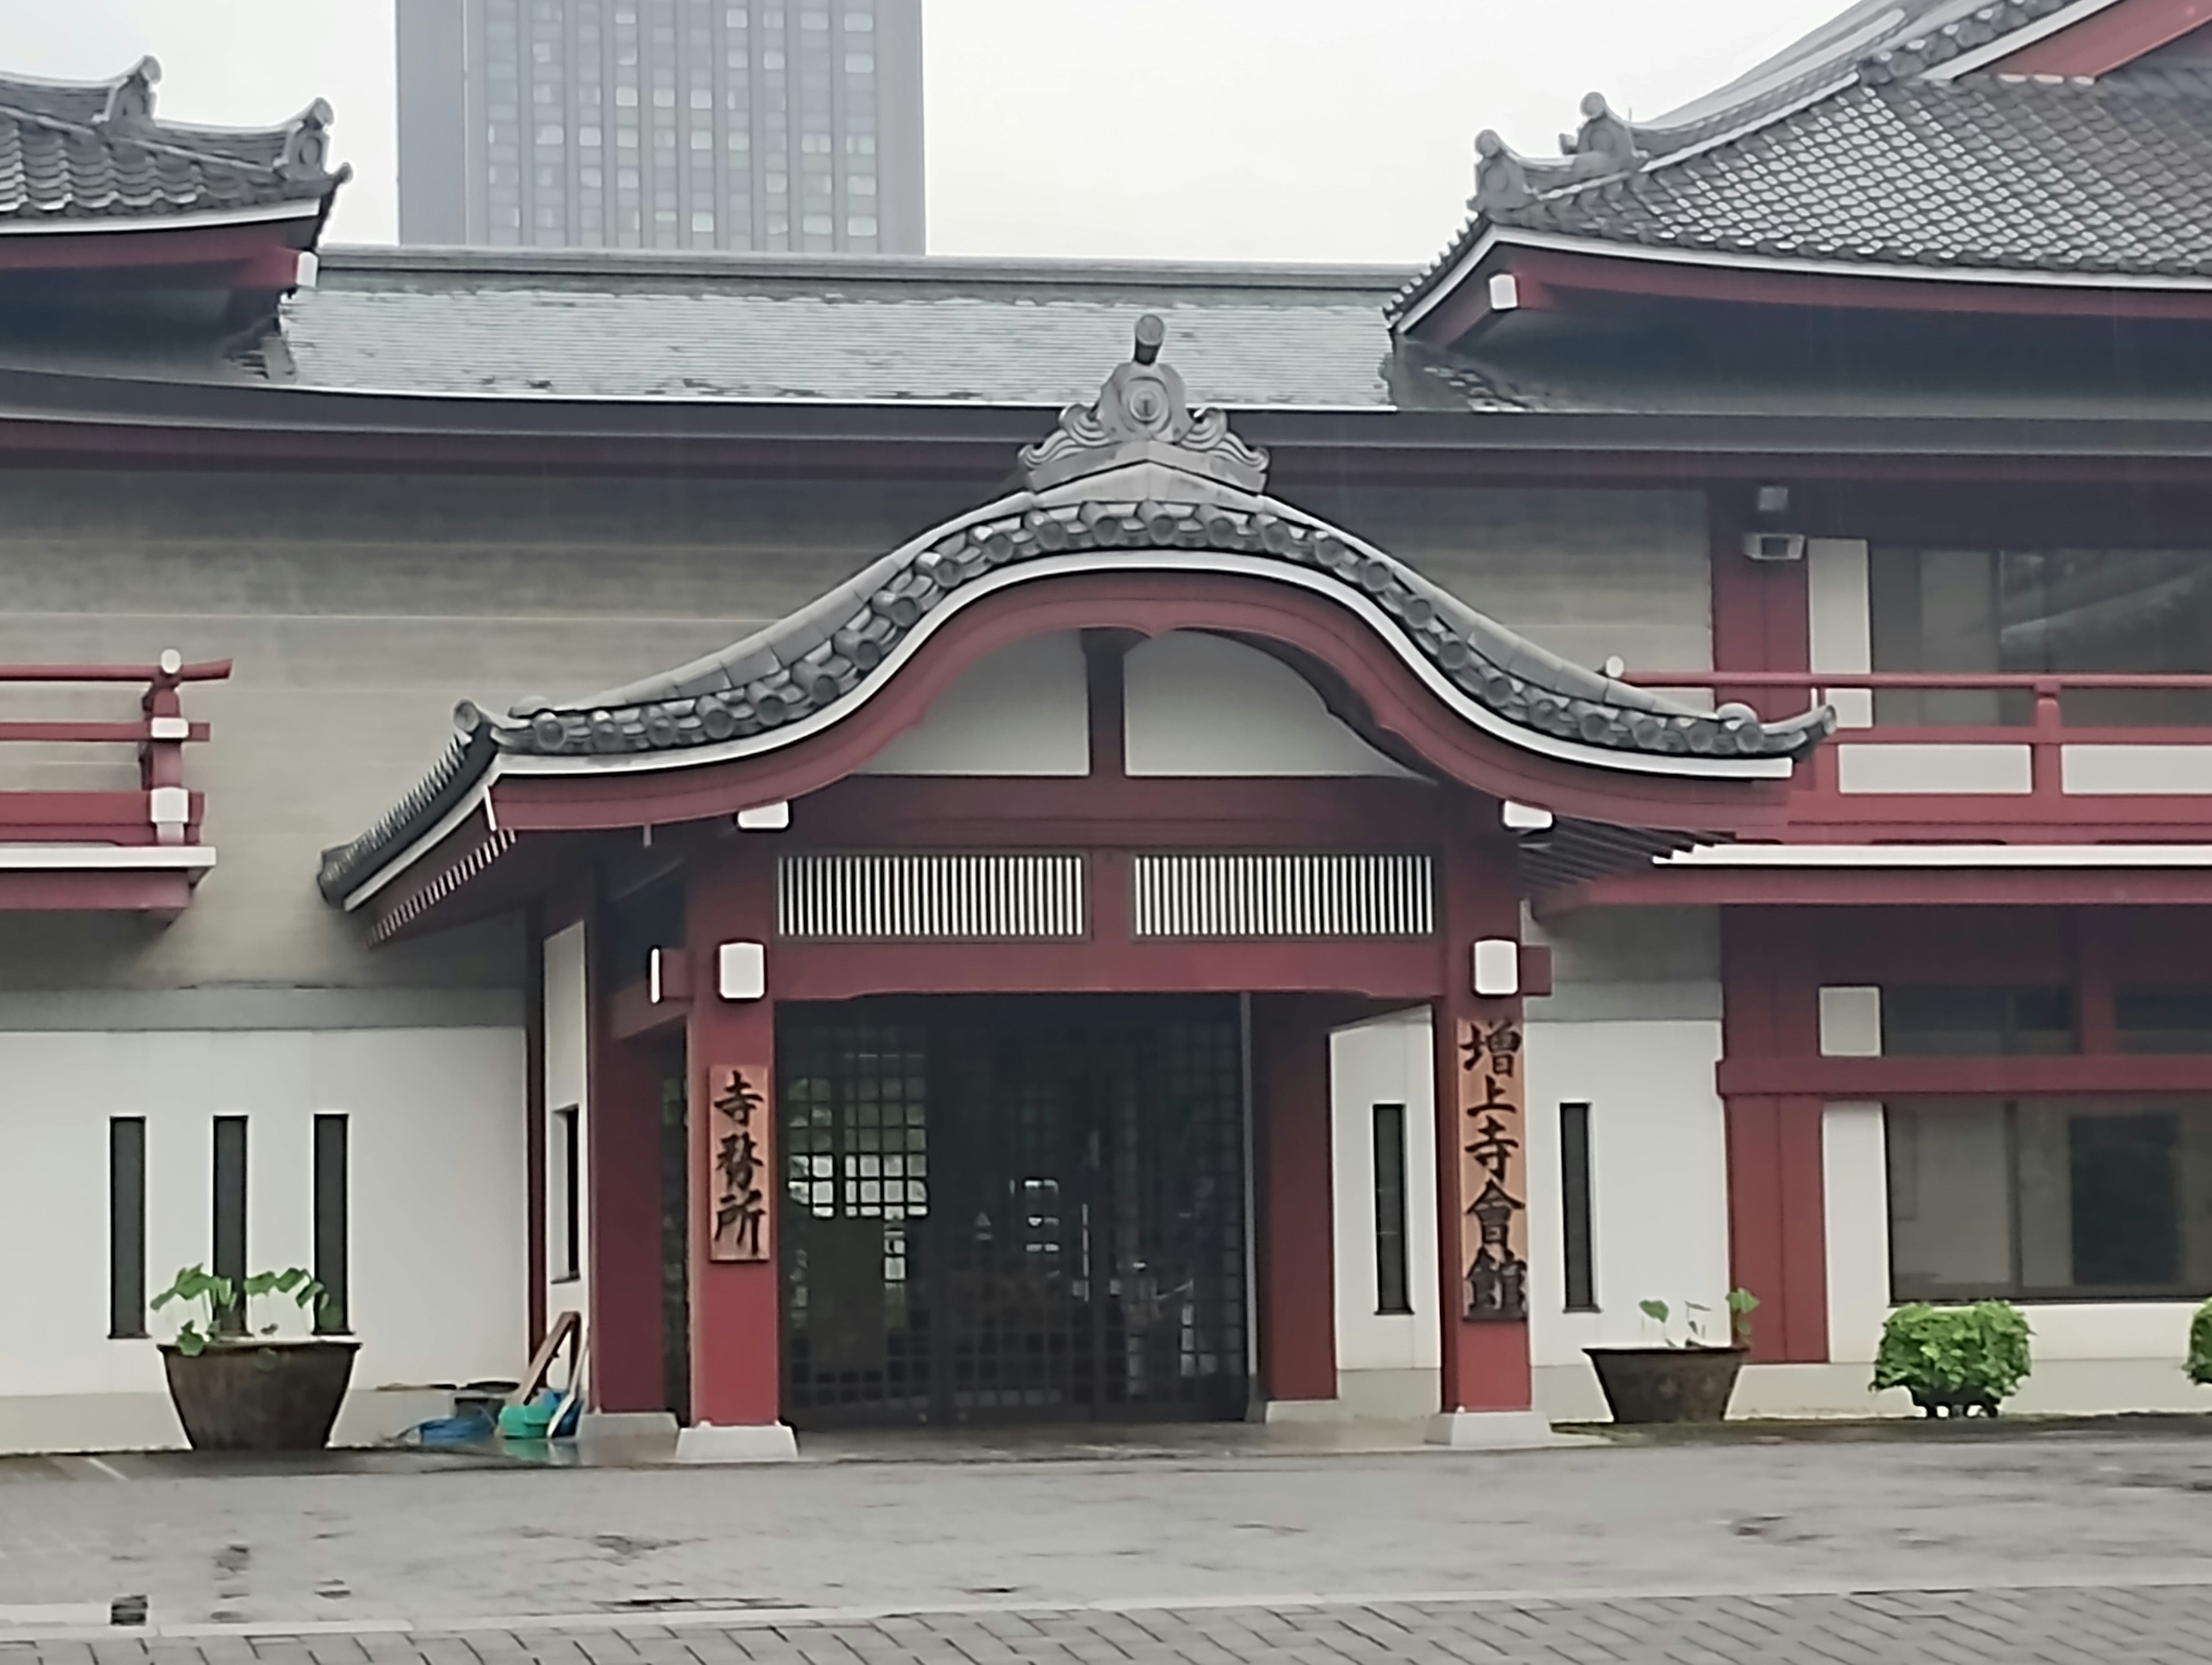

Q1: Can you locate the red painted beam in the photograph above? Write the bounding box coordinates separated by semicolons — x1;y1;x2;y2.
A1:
1995;0;2211;75
0;661;231;684
1503;245;2212;325
0;215;317;276
0;722;209;744
773;938;1443;1003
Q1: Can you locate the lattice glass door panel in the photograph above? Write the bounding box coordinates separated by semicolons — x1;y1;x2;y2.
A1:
779;996;1248;1428
780;1021;933;1423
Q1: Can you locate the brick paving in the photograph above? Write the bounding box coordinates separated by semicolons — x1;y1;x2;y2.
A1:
8;1588;2212;1665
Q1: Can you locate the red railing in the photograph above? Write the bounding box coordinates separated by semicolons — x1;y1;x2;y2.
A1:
1621;669;2212;818
0;653;231;845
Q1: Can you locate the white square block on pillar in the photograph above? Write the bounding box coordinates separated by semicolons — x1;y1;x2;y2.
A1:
718;942;767;1002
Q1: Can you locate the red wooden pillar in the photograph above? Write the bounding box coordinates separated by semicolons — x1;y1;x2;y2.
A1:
1720;910;1830;1364
1252;994;1337;1405
679;841;794;1457
1430;813;1536;1433
587;1019;668;1412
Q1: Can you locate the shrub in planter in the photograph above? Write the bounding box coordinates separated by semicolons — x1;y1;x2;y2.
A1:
1872;1301;2032;1417
2186;1297;2212;1387
151;1265;357;1452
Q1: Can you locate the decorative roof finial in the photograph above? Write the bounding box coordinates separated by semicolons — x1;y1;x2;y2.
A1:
98;56;160;130
1018;314;1269;494
281;98;339;183
1559;90;1644;178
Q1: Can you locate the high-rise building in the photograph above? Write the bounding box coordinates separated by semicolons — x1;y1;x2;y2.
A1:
396;0;923;253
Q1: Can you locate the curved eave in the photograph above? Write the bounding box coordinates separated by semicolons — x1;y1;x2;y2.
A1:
322;540;1824;913
1396;225;2212;345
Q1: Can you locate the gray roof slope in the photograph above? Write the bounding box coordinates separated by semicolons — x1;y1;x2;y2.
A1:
1391;1;2212;322
1505;70;2212;278
279;251;1480;408
0;59;345;226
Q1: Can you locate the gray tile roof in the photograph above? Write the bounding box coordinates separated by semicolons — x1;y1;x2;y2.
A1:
280;252;1543;408
1499;71;2212;279
1391;1;2212;323
0;59;344;226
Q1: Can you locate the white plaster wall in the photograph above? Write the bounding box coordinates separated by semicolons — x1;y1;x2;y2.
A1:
1524;1018;1732;1421
1836;743;2033;794
1124;632;1421;779
1328;1010;1440;1416
858;632;1089;776
0;1026;525;1452
1807;537;1873;729
543;922;589;1328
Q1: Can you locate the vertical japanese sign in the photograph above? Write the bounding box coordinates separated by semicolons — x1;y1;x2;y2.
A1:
708;1064;772;1263
1457;1014;1528;1321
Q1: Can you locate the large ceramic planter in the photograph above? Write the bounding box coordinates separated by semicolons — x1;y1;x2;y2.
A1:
1586;1345;1747;1425
160;1339;359;1451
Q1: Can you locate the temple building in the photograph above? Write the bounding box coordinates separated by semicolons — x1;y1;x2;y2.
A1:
4;0;2212;1454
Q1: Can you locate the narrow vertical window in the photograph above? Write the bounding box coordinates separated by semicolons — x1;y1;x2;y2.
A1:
1371;1102;1411;1314
1560;1102;1597;1312
554;1106;581;1281
313;1114;350;1334
109;1117;146;1338
212;1116;248;1333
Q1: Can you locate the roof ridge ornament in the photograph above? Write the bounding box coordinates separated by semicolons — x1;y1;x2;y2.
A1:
97;56;160;131
279;98;340;182
1018;314;1270;494
1472;91;1650;214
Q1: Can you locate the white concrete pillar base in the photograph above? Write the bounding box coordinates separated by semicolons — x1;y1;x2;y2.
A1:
1260;1398;1348;1425
578;1410;679;1444
675;1421;800;1463
1423;1409;1559;1449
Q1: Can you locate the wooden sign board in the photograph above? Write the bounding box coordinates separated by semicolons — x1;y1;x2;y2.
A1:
707;1063;772;1264
1457;1015;1528;1322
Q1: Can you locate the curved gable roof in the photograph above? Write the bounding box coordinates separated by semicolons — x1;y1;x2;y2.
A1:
318;318;1832;907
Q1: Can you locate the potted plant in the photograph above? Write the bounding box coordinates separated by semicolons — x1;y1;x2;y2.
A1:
151;1264;357;1451
1872;1301;2032;1417
1585;1289;1759;1424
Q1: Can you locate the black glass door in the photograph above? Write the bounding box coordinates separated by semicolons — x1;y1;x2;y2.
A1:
779;995;1248;1428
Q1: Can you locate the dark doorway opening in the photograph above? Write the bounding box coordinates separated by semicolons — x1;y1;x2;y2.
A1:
779;995;1249;1428
656;1035;692;1426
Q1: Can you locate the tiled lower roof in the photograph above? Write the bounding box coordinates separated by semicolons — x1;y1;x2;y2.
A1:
277;253;1533;410
1501;71;2212;279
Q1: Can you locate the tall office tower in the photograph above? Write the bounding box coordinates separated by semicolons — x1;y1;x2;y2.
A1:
397;0;923;253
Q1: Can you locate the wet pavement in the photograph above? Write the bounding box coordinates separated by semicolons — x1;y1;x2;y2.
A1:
2;1423;2211;1660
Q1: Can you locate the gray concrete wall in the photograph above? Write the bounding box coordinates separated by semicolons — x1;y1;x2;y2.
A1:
0;469;1708;998
0;468;976;995
1302;487;1713;674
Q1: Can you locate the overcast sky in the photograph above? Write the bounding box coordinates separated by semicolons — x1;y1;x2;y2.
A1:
0;0;1844;261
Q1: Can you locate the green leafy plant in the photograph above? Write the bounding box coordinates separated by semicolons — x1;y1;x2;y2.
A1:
1635;1290;1759;1349
1872;1301;2033;1416
150;1264;332;1356
1726;1287;1760;1345
2186;1297;2212;1386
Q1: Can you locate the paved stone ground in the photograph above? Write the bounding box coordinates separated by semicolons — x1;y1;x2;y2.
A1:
7;1589;2212;1665
5;1429;2212;1660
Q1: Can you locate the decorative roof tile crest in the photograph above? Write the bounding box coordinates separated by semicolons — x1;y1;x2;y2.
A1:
1018;313;1270;492
317;319;1833;904
1472;93;1651;214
